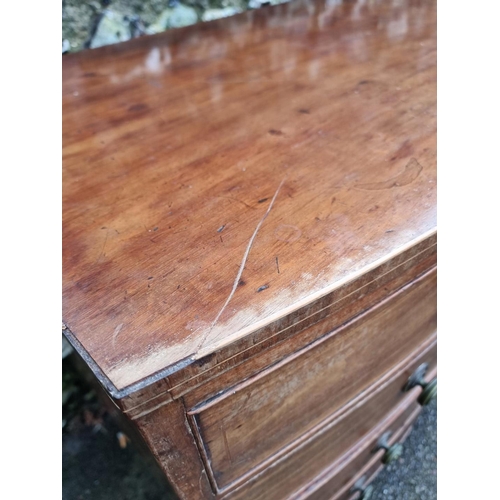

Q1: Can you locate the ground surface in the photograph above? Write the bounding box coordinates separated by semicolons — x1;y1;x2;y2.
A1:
371;400;437;500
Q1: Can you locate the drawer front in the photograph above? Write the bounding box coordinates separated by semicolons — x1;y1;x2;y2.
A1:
221;339;436;499
303;385;427;500
188;269;436;491
340;412;420;500
304;401;421;500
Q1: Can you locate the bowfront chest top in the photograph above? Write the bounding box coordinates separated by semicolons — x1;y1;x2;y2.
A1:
63;0;436;498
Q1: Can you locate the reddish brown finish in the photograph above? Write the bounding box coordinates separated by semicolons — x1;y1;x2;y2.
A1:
63;0;437;393
63;1;437;498
188;269;435;489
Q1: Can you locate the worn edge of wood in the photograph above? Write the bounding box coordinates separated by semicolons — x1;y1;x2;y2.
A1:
62;228;436;400
186;266;436;416
194;228;436;359
174;241;437;391
62;325;193;399
187;334;436;494
125;245;436;421
123;239;437;417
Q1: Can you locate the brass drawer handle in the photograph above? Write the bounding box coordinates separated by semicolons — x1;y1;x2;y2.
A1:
350;476;373;500
404;363;437;406
376;431;404;464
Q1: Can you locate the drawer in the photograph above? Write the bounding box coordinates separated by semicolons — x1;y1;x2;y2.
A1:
341;411;420;500
301;372;432;500
219;339;436;499
188;269;436;491
295;402;419;500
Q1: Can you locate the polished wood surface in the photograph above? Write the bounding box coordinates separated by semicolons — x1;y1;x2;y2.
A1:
63;0;437;392
221;339;436;499
189;268;436;489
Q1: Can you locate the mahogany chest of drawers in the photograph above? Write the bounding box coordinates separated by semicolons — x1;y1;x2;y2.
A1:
62;0;437;498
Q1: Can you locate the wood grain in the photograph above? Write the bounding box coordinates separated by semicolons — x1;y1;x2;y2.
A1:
62;0;437;392
221;338;436;499
133;398;216;500
297;399;422;500
189;268;436;489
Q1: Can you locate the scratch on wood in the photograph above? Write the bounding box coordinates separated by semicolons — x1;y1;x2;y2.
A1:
276;256;280;274
198;471;204;493
215;196;256;210
112;323;124;346
355;158;423;190
221;425;233;463
96;230;109;263
162;269;175;279
196;177;286;352
237;391;252;413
